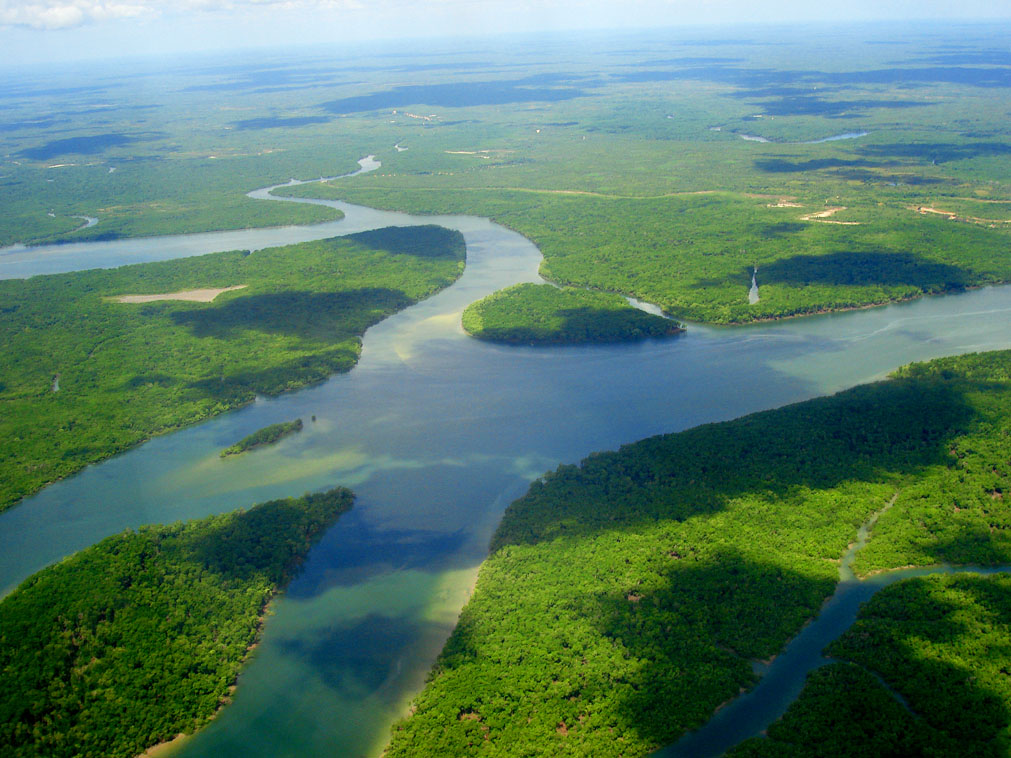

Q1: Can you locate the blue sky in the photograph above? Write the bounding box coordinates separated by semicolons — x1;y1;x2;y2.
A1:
2;0;1010;65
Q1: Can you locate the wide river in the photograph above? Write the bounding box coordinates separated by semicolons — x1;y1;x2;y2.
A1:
2;157;1011;756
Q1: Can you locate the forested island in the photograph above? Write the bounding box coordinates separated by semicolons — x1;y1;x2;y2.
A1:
221;419;303;457
0;225;464;512
0;487;353;758
385;349;1011;756
461;283;681;344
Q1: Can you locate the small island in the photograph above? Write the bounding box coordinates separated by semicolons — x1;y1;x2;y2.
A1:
461;283;682;345
0;487;353;758
221;418;303;457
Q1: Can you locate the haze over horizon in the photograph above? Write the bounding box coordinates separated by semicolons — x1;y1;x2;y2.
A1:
2;0;1010;67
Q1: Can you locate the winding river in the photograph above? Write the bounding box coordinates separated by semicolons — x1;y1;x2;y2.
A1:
3;154;1011;756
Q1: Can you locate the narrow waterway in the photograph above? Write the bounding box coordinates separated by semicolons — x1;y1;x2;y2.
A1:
656;493;1011;757
1;155;1011;756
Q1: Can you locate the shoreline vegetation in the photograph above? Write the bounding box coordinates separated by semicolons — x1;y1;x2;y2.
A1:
279;183;1011;327
461;283;682;345
0;488;353;758
730;572;1011;756
383;349;1011;757
0;225;466;513
221;419;303;457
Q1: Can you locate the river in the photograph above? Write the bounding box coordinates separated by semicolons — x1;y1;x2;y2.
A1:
2;157;1011;756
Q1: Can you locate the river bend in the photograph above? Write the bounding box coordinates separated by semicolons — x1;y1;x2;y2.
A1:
1;154;1011;756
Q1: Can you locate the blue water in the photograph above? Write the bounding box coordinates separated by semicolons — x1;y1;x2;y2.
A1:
2;165;1010;756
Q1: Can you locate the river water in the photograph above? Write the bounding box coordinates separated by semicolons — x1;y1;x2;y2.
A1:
2;160;1011;756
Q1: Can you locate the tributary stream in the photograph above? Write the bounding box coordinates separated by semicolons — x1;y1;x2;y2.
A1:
2;155;1011;756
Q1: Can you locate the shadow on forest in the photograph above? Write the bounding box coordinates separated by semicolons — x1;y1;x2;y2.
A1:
760;222;807;238
583;546;1011;753
856;141;1011;164
754;156;889;173
756;251;969;290
425;373;1011;753
690;251;971;293
616;62;1011;97
320;77;585;114
473;305;681;345
187;346;360;399
493;375;979;552
350;226;465;259
21;132;153;161
755;96;927;117
232;115;331;130
171;289;414;341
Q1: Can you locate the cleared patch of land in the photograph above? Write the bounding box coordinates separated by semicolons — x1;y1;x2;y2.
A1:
111;285;248;303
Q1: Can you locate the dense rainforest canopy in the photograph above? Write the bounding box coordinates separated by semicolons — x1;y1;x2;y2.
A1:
384;349;1011;757
0;487;353;758
462;283;681;344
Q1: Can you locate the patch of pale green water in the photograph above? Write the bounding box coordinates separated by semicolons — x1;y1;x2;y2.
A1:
3;169;1011;756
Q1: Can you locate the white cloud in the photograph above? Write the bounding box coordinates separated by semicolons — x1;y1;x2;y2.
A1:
0;1;150;29
0;0;370;29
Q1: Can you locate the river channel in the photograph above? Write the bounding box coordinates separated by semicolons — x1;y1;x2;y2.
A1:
2;156;1011;756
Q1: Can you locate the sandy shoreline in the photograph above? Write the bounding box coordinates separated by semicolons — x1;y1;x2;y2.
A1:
111;285;247;303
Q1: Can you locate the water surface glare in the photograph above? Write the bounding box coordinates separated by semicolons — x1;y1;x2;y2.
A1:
1;175;1011;756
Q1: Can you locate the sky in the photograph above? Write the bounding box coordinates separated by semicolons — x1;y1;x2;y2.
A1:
1;0;1010;66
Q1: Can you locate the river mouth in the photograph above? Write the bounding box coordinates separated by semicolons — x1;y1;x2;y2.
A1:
2;158;1011;757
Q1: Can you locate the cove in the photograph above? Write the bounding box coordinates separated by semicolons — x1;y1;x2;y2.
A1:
1;156;1011;756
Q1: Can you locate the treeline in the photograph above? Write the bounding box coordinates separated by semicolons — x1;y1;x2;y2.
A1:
0;225;465;511
383;350;1011;757
731;572;1011;756
0;487;353;758
462;283;682;344
221;418;303;457
286;182;1011;325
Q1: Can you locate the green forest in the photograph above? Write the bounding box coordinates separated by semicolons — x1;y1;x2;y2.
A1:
0;487;353;758
221;418;303;457
384;349;1011;757
286;184;1011;325
731;573;1011;756
0;225;464;512
461;283;681;344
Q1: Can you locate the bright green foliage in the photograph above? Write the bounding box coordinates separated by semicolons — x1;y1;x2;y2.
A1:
289;184;1011;324
727;664;955;757
461;283;682;344
733;573;1011;756
0;225;465;511
221;418;303;457
385;351;1011;757
0;487;353;758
